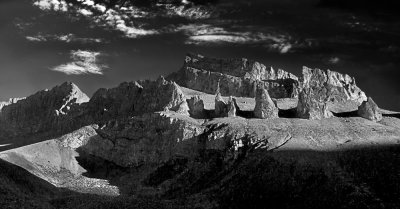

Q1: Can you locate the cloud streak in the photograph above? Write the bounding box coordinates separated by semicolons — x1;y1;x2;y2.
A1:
175;24;294;53
26;33;103;43
52;50;106;75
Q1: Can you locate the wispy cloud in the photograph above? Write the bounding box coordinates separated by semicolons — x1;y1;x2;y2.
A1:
175;24;294;53
52;50;106;75
26;33;103;43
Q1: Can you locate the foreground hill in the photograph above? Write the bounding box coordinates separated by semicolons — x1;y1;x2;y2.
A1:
0;53;399;208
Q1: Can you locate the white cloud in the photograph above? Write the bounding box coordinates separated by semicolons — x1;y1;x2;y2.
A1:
162;4;215;19
33;0;68;12
328;57;340;64
100;9;158;38
26;36;46;42
94;4;107;13
79;8;93;16
52;50;106;75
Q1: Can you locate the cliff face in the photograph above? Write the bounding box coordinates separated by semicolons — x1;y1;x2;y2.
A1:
168;53;299;98
297;67;367;119
0;82;89;138
81;112;204;167
0;77;189;143
85;76;188;123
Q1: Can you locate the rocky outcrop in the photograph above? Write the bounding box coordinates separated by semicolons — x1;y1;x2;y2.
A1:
214;86;227;117
297;67;367;119
227;96;237;117
86;81;143;122
136;77;189;114
254;88;279;119
82;112;204;167
167;53;299;98
297;87;333;120
0;77;191;141
0;82;89;138
358;97;382;122
87;76;189;122
187;95;206;119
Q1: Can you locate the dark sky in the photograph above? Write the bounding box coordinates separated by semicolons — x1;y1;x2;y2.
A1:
0;0;399;110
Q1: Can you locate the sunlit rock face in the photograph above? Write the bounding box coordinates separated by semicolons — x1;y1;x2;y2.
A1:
227;96;237;117
168;53;299;98
0;82;89;138
254;88;279;119
214;85;228;117
297;67;367;120
0;77;189;141
86;76;189;122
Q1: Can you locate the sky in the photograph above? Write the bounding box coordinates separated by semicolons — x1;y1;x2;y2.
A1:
0;0;399;110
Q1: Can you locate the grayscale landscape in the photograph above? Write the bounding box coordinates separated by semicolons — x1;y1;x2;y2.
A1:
0;0;399;209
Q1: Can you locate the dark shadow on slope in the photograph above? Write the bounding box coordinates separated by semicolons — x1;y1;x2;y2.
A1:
0;159;62;208
75;151;131;180
332;110;359;118
278;108;297;118
236;108;298;119
69;128;400;209
139;144;400;209
383;113;400;119
0;124;90;152
0;157;180;209
236;110;254;118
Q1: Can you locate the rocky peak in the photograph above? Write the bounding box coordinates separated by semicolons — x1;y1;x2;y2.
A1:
55;82;90;115
88;81;143;121
137;76;188;113
0;82;89;138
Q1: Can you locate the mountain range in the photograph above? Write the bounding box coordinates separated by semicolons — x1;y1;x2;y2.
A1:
0;53;399;209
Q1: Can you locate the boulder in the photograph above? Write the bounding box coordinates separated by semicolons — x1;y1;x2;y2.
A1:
167;53;299;98
358;97;383;122
187;95;206;118
254;88;279;119
297;67;367;119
